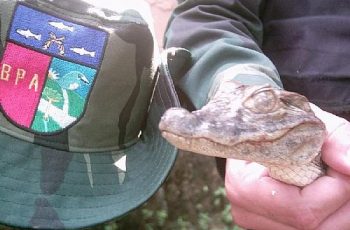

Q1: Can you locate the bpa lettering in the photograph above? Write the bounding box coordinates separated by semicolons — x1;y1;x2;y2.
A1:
1;63;40;92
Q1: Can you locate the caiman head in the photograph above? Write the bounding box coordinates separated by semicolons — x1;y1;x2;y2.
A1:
159;81;326;167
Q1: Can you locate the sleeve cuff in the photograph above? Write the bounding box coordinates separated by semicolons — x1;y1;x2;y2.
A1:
208;63;283;100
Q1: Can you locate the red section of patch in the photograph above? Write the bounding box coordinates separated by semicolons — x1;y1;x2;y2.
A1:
0;43;51;128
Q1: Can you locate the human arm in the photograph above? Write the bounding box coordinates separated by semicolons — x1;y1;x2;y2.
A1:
164;0;282;109
166;1;349;229
163;1;350;229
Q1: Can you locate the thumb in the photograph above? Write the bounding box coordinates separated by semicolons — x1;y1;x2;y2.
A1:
310;104;350;175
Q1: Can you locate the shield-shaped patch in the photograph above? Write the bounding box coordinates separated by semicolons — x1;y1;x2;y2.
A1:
0;4;107;134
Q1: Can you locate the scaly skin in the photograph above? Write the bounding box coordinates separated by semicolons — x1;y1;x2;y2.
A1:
159;80;326;186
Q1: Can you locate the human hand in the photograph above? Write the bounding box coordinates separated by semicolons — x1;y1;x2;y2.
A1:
225;105;350;230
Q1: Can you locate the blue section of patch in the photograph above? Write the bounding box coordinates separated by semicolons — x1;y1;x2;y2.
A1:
9;4;107;68
50;58;97;99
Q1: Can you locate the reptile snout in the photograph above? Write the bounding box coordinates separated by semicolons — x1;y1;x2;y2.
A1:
159;107;202;137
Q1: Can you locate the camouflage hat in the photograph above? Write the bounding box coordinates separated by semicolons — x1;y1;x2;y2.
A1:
0;0;178;228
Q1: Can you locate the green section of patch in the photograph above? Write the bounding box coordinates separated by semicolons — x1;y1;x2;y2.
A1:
31;78;85;133
66;89;84;117
31;110;61;132
43;78;85;117
42;79;64;109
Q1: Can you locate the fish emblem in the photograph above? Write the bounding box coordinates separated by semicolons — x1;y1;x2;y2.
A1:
49;21;74;32
70;47;96;57
16;29;41;40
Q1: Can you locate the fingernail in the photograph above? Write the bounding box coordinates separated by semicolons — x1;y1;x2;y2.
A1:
226;159;246;172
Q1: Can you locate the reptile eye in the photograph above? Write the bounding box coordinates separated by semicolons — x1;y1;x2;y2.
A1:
243;88;279;114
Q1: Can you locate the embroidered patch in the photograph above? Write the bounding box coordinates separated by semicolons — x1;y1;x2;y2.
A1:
0;4;108;134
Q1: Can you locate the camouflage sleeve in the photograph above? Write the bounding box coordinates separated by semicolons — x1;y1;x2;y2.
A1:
164;0;283;109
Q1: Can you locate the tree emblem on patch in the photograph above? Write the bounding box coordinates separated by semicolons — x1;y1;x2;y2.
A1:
0;4;107;134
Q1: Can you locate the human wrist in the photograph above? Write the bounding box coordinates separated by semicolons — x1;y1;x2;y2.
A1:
208;63;282;100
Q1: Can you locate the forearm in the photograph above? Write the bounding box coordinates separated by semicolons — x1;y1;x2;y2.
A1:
165;0;282;108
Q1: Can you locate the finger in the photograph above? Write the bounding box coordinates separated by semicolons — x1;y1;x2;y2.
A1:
309;103;348;133
310;104;350;175
297;170;350;228
226;160;350;229
230;205;297;230
225;159;269;181
225;160;303;227
317;200;350;230
322;121;350;176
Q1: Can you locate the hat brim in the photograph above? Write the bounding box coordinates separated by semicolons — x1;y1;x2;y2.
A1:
0;72;179;229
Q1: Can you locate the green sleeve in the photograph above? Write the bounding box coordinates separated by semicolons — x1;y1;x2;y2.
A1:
165;0;282;109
